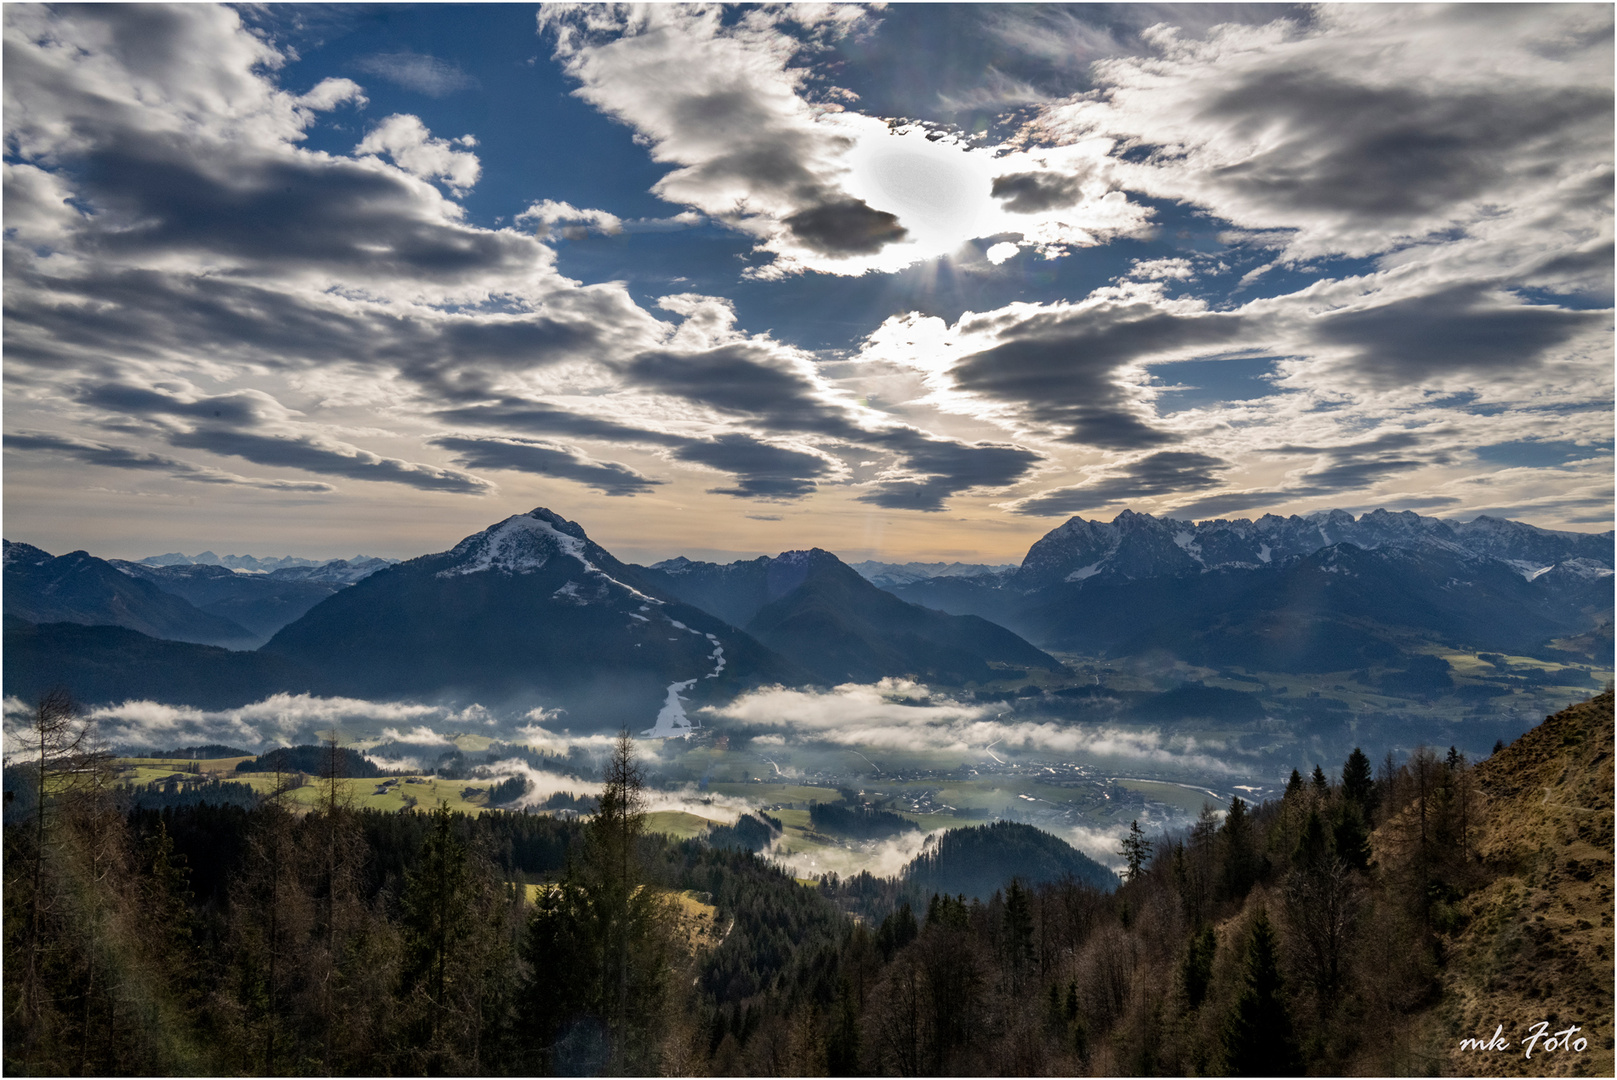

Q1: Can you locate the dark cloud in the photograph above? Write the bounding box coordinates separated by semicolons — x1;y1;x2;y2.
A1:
621;343;861;438
430;436;661;496
672;434;832;500
78;383;280;426
67;381;492;495
1313;284;1610;385
990;171;1085;213
953;302;1251;448
1195;71;1612;226
167;429;491;494
431;401;687;447
1266;431;1445;496
858;431;1043;512
1008;450;1227;516
782;198;909;256
4;264;644;407
4;431;335;492
353;51;477;96
76;140;541;283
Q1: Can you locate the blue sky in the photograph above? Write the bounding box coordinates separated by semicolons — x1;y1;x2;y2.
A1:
4;3;1611;564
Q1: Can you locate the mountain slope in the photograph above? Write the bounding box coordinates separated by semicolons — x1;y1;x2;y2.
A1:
640;549;1064;685
4;541;257;648
3;621;316;709
109;561;344;642
261;508;806;728
1439;690;1614;1076
903;820;1120;899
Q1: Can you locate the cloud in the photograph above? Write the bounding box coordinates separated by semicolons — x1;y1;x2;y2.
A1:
781;198;908;256
1007;451;1228;516
4;431;336;492
775;827;938;882
433;435;662;496
377;725;454;746
991;170;1086;214
856;432;1042;512
36;693;469;751
1308;283;1610;388
353;50;477;97
1270;432;1452;497
166;428;491;495
672;433;834;500
517;199;624;237
1044;6;1613;264
298;77;368;111
705;678;1242;775
67;381;493;494
538;5;1150;276
355;114;481;194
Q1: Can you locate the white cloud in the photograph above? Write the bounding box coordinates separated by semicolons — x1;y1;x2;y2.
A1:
378;725;453;746
705;678;1243;774
355;114;482;195
517;199;624;236
353;50;475;97
985;241;1019;265
298;77;367;112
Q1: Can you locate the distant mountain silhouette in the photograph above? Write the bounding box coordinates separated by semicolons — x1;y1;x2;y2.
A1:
4;541;257;648
639;548;1064;685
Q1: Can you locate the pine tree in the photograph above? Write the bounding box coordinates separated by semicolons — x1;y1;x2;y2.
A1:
1222;910;1300;1075
1118;819;1152;882
1180;924;1216;1011
1340;747;1374;816
1219;796;1259;900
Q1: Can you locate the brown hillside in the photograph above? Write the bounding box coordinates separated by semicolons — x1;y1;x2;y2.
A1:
1443;690;1614;1077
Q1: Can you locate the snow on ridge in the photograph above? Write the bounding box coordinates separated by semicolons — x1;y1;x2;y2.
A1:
438;511;665;605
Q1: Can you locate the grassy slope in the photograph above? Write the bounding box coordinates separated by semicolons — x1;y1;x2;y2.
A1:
1440;690;1614;1077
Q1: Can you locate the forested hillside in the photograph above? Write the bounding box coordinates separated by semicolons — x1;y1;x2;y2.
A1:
5;694;1611;1075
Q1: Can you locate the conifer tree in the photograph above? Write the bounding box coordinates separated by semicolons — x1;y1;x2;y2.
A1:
1119;819;1152;882
1340;747;1375;817
1222;910;1299;1076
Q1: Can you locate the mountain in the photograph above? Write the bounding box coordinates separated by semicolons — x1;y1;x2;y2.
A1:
260;508;807;729
902;820;1120;899
849;560;1017;589
110;557;392;641
3;621;314;709
638;548;1064;685
889;509;1613;670
4;541;257;648
1008;507;1612;591
136;551;394;572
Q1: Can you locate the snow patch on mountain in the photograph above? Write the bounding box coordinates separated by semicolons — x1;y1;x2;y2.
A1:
644;679;699;739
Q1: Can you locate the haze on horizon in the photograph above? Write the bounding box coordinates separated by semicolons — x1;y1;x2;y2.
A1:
4;4;1612;565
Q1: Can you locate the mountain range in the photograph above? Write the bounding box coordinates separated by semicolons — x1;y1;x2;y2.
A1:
3;540;394;648
3;506;1610;721
4;509;1056;726
888;508;1613;671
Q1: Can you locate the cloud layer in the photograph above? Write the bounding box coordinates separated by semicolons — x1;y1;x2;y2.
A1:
2;3;1609;559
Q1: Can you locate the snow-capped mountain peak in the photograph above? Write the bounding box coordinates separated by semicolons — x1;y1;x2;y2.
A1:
437;508;594;578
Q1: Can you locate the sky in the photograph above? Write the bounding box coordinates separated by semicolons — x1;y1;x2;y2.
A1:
4;2;1612;566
